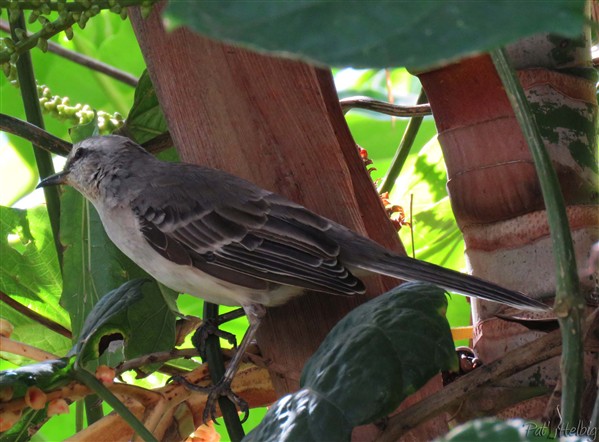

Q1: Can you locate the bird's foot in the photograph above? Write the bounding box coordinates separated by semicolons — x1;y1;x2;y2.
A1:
204;378;249;424
169;375;249;424
191;318;238;359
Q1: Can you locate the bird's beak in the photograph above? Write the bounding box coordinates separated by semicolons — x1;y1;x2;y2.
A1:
37;170;69;188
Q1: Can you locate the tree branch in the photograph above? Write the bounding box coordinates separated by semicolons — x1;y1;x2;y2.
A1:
340;96;431;117
1;113;175;157
0;336;59;361
0;113;72;155
0;290;72;339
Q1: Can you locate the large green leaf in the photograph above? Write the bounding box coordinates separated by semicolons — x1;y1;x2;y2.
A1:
0;358;72;400
302;282;457;425
0;360;73;442
71;279;175;370
243;389;351;442
245;282;457;441
0;206;70;361
0;206;62;306
164;1;585;70
123;70;168;144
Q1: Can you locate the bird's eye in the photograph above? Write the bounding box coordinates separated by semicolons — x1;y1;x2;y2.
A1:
72;148;87;161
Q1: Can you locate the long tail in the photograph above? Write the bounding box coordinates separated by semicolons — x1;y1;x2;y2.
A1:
354;251;549;311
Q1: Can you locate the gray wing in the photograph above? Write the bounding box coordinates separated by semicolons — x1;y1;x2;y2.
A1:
130;165;365;296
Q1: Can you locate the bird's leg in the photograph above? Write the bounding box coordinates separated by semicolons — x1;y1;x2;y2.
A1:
173;304;266;424
202;304;265;423
191;307;246;358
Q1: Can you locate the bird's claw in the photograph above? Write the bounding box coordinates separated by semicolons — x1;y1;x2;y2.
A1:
169;375;249;425
191;319;238;359
203;379;249;425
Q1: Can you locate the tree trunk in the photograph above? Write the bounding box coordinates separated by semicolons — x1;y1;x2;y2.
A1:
418;32;598;423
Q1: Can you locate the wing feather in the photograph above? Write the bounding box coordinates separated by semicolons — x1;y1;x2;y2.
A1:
131;171;364;297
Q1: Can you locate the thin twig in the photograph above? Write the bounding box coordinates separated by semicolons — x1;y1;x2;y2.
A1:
340;96;431;118
377;311;599;442
1;113;175;157
116;348;200;375
0;290;72;338
0;336;59;361
10;14;63;265
0;113;72;155
0;20;138;87
203;302;245;441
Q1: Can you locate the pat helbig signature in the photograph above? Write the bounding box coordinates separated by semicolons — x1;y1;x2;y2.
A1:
524;408;596;440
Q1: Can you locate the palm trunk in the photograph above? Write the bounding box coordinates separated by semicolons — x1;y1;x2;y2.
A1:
418;32;598;423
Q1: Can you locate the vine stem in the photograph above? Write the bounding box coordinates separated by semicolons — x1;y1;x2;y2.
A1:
72;368;158;442
9;12;63;266
203;302;246;442
378;89;428;194
490;47;583;427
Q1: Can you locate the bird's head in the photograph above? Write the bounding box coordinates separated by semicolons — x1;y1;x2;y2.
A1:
37;135;149;200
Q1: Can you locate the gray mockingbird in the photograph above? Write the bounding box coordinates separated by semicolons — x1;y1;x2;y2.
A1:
38;135;549;420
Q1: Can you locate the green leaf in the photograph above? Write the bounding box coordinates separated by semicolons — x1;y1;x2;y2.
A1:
0;358;73;400
302;282;457;426
72;278;176;370
124;70;168;144
435;418;590;441
242;389;351;442
248;283;457;440
0;359;73;441
164;1;586;70
59;189;125;337
0;206;62;305
0;206;70;359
